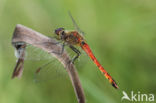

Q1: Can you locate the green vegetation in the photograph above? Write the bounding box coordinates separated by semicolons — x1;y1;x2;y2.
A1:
0;0;156;103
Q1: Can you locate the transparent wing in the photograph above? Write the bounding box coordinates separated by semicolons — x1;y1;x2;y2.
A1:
33;58;68;83
68;11;85;36
26;45;51;61
23;44;68;83
25;40;60;61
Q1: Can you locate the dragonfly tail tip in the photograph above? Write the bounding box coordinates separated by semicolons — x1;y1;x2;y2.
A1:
112;81;119;89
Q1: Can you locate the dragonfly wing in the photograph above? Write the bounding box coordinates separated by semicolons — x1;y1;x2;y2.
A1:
68;11;85;36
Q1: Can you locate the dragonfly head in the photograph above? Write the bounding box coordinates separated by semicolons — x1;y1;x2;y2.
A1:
55;28;65;36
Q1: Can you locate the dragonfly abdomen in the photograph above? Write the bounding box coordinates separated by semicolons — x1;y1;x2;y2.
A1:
81;42;118;89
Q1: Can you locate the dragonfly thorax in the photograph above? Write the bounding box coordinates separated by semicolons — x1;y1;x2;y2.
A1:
54;27;84;46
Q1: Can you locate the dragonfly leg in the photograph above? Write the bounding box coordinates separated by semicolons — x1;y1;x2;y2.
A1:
69;45;81;64
51;42;65;55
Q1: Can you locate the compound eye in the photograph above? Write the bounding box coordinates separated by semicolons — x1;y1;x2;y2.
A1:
55;28;65;35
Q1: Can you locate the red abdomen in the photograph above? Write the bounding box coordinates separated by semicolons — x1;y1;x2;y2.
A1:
81;42;118;89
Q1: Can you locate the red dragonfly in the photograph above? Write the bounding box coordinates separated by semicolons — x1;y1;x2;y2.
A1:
54;12;119;89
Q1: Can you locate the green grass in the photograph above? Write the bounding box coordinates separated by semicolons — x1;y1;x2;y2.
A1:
0;0;156;103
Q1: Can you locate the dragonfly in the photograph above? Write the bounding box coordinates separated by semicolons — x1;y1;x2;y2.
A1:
53;12;119;89
12;12;118;89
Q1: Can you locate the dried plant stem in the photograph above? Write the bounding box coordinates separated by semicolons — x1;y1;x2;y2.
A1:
11;24;85;103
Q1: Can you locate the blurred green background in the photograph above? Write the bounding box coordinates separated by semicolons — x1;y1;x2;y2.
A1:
0;0;156;103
